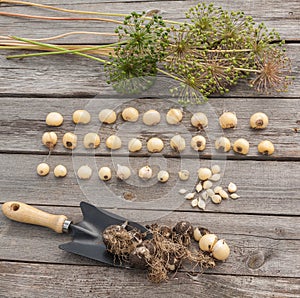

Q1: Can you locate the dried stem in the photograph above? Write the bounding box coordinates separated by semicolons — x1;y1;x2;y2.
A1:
9;36;108;63
0;0;183;25
0;11;124;24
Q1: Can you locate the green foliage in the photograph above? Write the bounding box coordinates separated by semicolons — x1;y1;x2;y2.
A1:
106;3;292;104
105;11;170;93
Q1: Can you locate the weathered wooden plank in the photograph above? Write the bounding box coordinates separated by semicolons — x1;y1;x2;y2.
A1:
0;96;299;159
0;206;300;278
0;0;299;41
0;43;298;97
0;154;299;215
0;262;299;298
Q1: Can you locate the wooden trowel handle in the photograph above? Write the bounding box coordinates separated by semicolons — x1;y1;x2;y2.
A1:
2;201;68;233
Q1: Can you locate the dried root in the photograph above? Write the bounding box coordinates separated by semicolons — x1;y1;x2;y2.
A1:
102;221;216;283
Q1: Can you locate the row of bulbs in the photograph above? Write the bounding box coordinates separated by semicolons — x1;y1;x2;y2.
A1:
46;108;269;130
44;110;275;155
37;162;172;182
42;130;274;155
45;108;209;127
43;130;206;152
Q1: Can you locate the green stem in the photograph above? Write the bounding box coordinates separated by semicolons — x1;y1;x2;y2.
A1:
6;41;125;59
157;68;185;83
8;36;108;63
206;49;253;53
233;67;260;73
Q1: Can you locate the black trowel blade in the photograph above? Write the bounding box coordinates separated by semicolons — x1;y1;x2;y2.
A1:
59;202;149;267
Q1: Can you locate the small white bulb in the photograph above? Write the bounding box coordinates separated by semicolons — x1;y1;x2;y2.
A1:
143;110;161;126
170;135;186;152
37;163;50;176
212;239;230;260
99;109;117;124
166;108;183;125
98;167;112;181
46;112;63;126
128;138;142;152
77;165;92;180
116;164;131;180
54;165;67;177
106;135;122;150
138;166;152;180
198;168;212;181
121;107;139;122
191;112;208;129
157;170;169;183
72;110;91;124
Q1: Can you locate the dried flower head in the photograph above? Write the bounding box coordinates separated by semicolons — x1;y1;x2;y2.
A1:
250;48;292;93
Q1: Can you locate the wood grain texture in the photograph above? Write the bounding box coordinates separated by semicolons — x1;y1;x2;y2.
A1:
0;0;299;295
0;206;300;278
0;154;299;215
0;0;299;42
0;96;299;159
1;201;67;233
0;261;299;298
0;43;299;97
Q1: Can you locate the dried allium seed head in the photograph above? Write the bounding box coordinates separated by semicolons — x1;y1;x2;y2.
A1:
250;48;292;94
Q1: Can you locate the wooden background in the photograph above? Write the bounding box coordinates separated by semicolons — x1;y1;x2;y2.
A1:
0;1;299;297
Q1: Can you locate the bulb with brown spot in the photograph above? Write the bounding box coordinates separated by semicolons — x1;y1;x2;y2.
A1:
62;132;77;150
250;112;269;129
233;138;249;155
258;140;275;155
